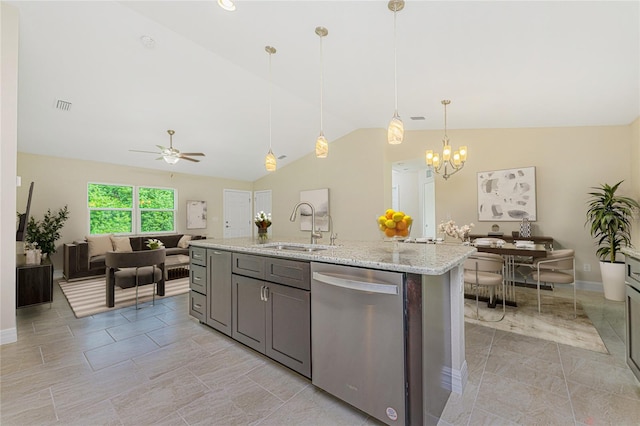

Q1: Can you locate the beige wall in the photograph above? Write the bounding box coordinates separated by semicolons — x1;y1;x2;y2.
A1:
1;2;19;344
253;128;390;241
630;117;640;245
16;153;252;270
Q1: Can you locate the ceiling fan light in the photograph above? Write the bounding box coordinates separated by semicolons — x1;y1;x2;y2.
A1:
217;0;236;12
265;149;277;172
387;114;404;145
163;155;180;165
315;134;328;158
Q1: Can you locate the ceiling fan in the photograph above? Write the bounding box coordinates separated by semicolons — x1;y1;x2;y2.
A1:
130;130;205;164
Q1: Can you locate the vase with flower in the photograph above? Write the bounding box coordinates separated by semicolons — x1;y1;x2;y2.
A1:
438;220;474;245
255;211;272;243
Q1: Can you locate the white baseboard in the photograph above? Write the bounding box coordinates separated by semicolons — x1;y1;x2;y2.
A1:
0;327;17;345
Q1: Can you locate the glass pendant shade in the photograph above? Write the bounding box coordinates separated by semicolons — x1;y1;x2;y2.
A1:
217;0;236;11
442;144;452;161
459;146;468;162
387;114;404;145
315;133;328;158
425;150;434;165
265;149;276;172
163;155;179;165
432;153;441;168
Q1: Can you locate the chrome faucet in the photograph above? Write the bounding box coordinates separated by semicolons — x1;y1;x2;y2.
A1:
328;215;338;246
289;202;322;244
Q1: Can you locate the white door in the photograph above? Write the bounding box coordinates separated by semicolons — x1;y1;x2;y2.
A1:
254;190;272;237
223;189;252;238
419;168;436;239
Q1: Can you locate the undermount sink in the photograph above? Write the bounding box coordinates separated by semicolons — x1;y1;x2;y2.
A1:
258;242;332;252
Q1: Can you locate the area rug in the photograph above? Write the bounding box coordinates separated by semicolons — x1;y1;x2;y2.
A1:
464;286;609;354
58;277;189;318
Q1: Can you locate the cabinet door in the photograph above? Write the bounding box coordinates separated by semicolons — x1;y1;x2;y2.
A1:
265;282;311;378
232;274;266;352
207;250;232;336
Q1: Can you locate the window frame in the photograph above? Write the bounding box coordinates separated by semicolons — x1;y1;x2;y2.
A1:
87;182;177;235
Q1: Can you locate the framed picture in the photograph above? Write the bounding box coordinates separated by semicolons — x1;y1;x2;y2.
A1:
299;188;330;231
186;200;207;229
477;167;536;221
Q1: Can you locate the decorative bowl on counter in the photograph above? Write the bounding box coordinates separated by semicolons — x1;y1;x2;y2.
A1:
377;209;413;242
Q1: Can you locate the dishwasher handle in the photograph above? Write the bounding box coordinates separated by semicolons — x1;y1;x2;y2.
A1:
312;272;399;295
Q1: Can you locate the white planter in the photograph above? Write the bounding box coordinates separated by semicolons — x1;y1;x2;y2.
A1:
599;261;626;301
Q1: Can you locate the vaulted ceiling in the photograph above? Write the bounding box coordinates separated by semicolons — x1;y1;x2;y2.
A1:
11;1;639;181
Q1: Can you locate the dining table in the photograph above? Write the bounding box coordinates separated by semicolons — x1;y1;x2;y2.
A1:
473;242;549;306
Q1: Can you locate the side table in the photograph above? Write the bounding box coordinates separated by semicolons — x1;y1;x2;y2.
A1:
16;255;53;308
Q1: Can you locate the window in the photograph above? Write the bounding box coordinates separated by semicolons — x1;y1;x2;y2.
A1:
88;183;176;234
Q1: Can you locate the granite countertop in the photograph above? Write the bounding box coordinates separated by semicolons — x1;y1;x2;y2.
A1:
622;247;640;259
190;236;476;276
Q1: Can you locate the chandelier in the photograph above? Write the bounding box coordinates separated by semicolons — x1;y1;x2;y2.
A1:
425;100;467;180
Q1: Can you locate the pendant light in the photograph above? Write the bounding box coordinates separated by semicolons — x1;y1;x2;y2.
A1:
315;26;329;158
387;0;405;145
265;46;277;172
425;100;468;180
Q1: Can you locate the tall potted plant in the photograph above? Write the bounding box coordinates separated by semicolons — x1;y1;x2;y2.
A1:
26;205;70;258
586;181;639;301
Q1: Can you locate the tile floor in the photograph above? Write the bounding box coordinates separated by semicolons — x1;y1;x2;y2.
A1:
1;282;638;425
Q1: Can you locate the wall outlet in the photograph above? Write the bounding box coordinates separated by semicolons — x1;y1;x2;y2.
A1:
583;263;591;272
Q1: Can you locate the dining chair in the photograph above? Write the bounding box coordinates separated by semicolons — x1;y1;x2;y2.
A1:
105;249;166;309
530;249;576;316
464;253;506;322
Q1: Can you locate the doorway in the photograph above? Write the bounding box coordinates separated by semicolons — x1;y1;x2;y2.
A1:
391;160;435;239
223;189;252;238
254;190;272;237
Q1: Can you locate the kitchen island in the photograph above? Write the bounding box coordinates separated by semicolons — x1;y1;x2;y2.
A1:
189;237;475;425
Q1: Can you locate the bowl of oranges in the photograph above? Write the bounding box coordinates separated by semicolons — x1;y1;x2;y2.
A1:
377;209;412;242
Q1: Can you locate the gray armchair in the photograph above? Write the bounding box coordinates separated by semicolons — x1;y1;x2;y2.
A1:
105;249;166;309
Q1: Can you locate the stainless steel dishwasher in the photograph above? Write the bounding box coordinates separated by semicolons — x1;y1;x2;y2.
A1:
311;262;407;425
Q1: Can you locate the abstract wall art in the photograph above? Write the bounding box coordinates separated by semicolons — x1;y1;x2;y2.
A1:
477;167;536;221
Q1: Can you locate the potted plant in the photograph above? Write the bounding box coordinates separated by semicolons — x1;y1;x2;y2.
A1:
26;205;70;258
586;181;639;301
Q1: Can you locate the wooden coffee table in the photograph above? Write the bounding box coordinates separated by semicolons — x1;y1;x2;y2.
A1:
165;254;190;280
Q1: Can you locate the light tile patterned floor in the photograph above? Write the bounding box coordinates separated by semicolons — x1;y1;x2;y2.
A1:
1;282;638;425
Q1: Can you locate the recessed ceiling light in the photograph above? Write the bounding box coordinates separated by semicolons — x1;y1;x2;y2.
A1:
218;0;236;12
140;35;155;49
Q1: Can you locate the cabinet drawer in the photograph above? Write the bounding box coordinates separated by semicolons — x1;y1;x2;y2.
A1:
266;258;310;290
627;256;640;286
232;253;265;279
190;264;207;294
189;290;206;321
190;247;207;266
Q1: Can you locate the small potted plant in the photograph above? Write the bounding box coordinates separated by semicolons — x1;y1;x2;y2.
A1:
586;181;639;301
254;211;272;243
146;238;165;250
25;205;70;259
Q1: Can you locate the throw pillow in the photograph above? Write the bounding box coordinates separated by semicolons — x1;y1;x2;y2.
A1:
86;234;113;258
177;234;192;249
111;236;133;252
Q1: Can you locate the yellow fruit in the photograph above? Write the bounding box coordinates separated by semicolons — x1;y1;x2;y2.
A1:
385;209;395;219
379;224;386;231
378;215;387;225
404;215;413;226
392;212;404;222
385;219;396;229
384;227;396;238
398;228;409;237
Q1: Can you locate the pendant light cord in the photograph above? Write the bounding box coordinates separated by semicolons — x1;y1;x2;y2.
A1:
268;51;273;150
320;34;324;132
443;102;448;142
393;8;398;115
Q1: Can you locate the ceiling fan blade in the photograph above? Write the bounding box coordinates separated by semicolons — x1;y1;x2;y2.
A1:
180;156;200;162
130;149;161;154
156;145;167;151
179;152;205;157
156;157;165;161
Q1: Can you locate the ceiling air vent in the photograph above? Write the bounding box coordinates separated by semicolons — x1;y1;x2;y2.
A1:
55;100;72;111
410;116;425;121
277;154;287;160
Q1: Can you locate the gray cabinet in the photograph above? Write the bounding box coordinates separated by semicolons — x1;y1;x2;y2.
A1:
207;249;232;336
189;247;207;321
231;253;311;378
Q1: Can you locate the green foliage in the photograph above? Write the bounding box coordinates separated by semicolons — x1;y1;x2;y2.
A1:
141;211;174;232
586;181;640;263
139;187;174;209
26;205;70;255
90;210;132;234
88;183;132;208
